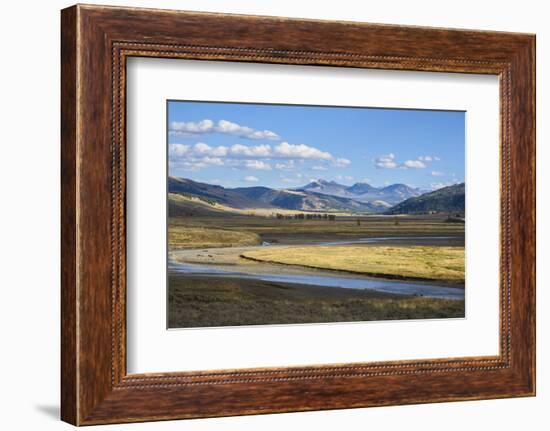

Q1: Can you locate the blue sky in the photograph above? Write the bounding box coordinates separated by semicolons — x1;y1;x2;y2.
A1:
168;100;464;190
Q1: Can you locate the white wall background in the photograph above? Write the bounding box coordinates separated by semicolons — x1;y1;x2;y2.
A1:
0;0;546;429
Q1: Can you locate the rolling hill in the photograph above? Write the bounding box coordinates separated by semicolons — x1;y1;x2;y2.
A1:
386;183;465;215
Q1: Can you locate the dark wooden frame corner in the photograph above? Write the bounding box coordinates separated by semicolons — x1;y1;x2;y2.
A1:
61;4;535;426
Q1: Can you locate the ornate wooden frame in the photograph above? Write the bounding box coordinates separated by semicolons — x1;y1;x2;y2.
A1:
61;4;536;425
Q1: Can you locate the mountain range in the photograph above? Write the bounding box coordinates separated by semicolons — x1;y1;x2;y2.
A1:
168;177;464;215
298;179;423;205
168;177;383;213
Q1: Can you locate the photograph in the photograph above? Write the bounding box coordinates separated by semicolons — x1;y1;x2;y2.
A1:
167;101;466;328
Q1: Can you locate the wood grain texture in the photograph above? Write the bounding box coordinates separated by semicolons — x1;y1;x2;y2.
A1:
60;5;78;425
60;4;536;425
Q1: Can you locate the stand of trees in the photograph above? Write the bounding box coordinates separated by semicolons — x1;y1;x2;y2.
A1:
275;213;336;221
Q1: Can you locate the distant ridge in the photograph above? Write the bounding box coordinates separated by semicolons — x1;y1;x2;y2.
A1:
386;183;465;215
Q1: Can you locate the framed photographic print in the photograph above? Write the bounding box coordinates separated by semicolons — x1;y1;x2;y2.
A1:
61;4;535;425
165;100;466;330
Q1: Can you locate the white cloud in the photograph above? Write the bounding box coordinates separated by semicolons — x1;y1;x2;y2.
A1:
193;142;211;153
275;160;296;171
170;138;353;174
201;157;224;166
173;155;273;172
170;119;214;134
429;171;444;176
375;153;398;169
336;175;353;182
168;143;190;156
211;147;229;157
170;155;225;171
217;120;280;140
334;157;351;167
375;153;440;169
230;143;271;157
193;142;228;157
240;160;272;171
244;175;259;182
274;142;333;160
169;119;280;140
216;120;247;134
402;159;427;169
419;155;441;161
170;142;228;160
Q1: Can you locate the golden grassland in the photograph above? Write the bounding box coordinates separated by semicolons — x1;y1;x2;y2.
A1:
241;245;465;282
169;225;261;249
168;275;465;328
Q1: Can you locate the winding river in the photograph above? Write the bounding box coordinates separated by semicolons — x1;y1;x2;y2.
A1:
169;236;465;301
